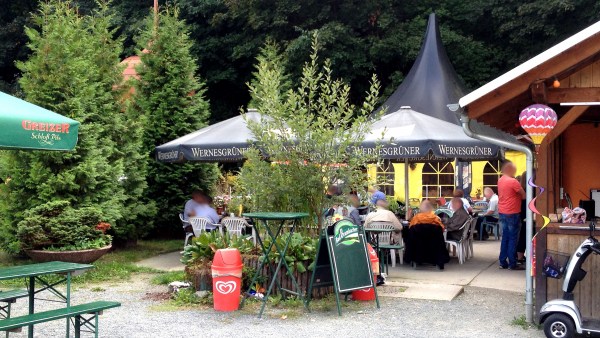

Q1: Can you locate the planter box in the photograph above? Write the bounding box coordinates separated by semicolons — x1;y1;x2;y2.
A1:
186;255;332;298
25;245;112;264
242;256;332;299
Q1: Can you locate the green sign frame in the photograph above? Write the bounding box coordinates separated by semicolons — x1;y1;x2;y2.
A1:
306;219;380;315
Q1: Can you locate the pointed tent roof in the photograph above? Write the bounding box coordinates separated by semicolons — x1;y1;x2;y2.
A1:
379;13;466;125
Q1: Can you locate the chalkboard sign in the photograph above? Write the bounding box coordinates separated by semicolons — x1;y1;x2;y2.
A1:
327;221;373;292
306;219;378;315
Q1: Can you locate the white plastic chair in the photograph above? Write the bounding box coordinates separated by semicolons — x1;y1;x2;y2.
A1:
222;217;256;245
474;201;489;209
189;217;214;237
364;221;403;271
180;213;193;250
445;217;472;264
466;217;478;259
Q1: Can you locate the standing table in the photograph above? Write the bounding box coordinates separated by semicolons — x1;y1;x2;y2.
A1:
0;261;93;338
241;212;309;318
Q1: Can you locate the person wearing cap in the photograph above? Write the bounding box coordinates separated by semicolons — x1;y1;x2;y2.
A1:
368;186;387;206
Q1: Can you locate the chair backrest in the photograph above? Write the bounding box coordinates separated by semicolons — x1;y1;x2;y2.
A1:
222;217;248;237
474;201;489;208
364;221;396;245
468;217;478;239
435;209;453;218
189;217;212;237
364;221;395;231
460;217;473;241
179;213;189;227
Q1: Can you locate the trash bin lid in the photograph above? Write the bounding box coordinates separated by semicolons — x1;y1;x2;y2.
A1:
212;248;242;267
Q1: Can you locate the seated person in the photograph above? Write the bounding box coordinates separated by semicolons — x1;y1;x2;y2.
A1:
444;198;470;241
405;200;449;270
184;190;220;231
368;186;387;206
476;187;499;240
364;199;402;243
331;193;362;226
453;189;473;214
409;200;444;229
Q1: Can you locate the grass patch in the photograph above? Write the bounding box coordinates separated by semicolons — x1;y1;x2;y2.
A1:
0;239;182;288
511;315;541;330
90;287;106;292
152;271;186;285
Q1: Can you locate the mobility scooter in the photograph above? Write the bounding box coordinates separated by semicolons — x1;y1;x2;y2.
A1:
540;220;600;338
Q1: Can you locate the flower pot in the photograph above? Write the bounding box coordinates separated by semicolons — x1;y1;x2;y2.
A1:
25;245;112;264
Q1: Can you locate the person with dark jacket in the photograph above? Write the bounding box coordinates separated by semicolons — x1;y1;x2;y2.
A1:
444;198;470;241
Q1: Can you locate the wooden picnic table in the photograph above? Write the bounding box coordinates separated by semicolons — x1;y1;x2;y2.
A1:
0;261;93;338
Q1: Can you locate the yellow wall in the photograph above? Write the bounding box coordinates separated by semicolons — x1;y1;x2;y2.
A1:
471;150;527;195
368;150;526;204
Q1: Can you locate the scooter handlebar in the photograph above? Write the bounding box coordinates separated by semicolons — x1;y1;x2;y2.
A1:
590;242;600;255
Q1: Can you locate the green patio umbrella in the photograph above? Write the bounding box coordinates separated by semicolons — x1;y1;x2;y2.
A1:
0;91;79;150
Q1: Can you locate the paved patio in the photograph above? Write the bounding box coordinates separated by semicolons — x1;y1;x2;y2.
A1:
137;239;526;301
382;240;525;300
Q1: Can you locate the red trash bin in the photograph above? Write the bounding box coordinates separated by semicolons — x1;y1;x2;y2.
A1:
211;248;243;311
352;244;379;301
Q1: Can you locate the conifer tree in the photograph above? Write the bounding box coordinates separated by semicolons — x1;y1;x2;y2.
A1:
0;0;143;252
133;7;217;235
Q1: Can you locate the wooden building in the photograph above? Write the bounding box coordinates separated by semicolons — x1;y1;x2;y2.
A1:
459;21;600;321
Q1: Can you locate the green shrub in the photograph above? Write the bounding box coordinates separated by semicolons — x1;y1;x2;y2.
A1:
180;231;256;267
261;232;318;273
16;200;111;251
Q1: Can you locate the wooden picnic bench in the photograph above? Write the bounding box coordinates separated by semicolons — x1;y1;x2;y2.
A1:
0;301;120;338
0;262;119;337
0;290;29;338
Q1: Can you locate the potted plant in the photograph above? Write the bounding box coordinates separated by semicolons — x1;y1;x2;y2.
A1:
213;195;230;215
17;200;112;263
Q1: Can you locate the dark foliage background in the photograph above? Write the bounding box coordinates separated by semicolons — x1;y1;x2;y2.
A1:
2;0;599;120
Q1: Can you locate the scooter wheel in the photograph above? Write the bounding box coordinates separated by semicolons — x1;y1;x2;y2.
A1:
544;313;575;338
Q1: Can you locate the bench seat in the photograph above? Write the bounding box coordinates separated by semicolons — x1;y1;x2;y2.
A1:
0;290;28;303
0;301;120;332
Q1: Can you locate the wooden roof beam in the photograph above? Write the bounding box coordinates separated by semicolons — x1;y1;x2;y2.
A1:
546;87;600;104
467;32;600;119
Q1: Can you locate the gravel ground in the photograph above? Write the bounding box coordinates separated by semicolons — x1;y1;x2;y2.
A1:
7;274;544;338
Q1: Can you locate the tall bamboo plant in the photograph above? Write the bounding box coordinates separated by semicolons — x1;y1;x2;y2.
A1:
240;35;382;228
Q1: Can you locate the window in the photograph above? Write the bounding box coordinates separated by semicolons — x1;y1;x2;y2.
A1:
483;161;501;192
376;160;395;196
422;162;455;199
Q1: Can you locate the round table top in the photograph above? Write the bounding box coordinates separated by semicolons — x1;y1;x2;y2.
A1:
242;212;309;220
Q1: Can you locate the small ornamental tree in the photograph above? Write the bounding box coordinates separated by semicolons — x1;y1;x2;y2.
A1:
132;7;218;236
240;36;382;227
0;1;133;253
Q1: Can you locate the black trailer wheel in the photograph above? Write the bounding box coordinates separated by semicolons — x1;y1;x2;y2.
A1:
544;313;575;338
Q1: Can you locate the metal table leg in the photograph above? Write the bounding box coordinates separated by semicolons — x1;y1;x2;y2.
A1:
28;277;34;338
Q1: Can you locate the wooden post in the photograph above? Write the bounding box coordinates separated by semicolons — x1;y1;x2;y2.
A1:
153;0;158;35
